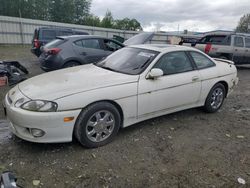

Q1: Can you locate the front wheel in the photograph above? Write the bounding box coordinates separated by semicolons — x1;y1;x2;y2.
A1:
203;83;226;113
74;102;121;148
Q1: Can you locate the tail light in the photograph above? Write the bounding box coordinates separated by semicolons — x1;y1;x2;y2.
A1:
34;39;40;48
46;48;61;55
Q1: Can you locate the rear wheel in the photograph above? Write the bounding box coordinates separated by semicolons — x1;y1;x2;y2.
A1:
63;61;80;68
74;102;121;148
204;83;226;113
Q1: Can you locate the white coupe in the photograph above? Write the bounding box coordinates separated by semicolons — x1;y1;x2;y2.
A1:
4;44;238;148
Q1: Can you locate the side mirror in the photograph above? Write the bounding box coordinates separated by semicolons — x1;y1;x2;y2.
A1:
147;68;163;79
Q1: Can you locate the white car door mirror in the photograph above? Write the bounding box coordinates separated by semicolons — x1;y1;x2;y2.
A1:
147;68;164;79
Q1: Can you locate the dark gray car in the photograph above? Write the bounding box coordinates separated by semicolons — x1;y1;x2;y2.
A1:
39;33;155;71
31;27;88;57
39;35;125;71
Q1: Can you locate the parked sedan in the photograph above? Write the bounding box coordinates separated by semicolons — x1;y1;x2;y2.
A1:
4;45;238;148
39;32;155;71
39;35;125;71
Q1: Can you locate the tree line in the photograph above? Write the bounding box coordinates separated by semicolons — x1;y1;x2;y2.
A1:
236;14;250;33
0;0;143;31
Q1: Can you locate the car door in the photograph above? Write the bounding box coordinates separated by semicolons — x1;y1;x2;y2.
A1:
244;37;250;64
73;38;107;63
138;51;201;117
233;36;246;64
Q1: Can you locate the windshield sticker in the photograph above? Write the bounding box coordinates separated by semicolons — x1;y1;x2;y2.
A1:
138;52;155;58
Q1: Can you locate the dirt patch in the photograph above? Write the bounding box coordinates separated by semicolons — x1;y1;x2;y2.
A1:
0;46;249;188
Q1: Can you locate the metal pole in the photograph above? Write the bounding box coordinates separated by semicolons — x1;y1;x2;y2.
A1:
19;9;24;45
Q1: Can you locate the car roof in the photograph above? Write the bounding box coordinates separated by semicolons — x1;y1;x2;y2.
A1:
38;27;72;31
129;44;198;53
57;35;124;45
59;35;108;39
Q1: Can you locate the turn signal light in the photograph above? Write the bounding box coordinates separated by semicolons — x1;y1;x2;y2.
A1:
64;117;74;122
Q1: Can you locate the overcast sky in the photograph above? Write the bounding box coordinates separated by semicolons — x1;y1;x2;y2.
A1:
91;0;249;32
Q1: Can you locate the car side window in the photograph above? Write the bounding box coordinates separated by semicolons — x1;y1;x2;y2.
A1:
189;51;215;69
234;37;244;47
221;36;231;45
245;38;250;48
74;39;101;49
104;39;123;51
153;51;194;75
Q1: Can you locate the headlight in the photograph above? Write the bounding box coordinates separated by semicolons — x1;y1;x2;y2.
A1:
21;100;58;112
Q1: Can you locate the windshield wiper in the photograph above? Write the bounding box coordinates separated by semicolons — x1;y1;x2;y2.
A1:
132;57;152;70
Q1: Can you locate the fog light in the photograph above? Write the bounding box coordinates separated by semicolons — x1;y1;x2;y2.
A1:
30;128;45;137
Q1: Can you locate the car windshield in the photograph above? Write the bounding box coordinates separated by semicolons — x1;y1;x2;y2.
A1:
95;47;159;75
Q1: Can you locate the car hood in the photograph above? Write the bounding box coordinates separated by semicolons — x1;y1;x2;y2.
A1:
18;64;139;100
123;32;154;46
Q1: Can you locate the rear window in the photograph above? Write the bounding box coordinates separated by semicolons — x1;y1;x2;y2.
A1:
200;35;227;44
41;30;56;40
44;39;65;48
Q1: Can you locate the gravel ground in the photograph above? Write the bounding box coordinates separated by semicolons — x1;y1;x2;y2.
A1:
0;45;249;188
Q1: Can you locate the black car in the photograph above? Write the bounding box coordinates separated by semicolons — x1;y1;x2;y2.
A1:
31;27;88;57
39;35;125;71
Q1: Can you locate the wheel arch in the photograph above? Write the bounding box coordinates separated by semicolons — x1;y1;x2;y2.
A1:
216;80;229;97
63;59;82;67
218;53;233;60
73;100;124;136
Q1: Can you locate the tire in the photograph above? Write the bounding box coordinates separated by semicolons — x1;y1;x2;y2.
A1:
63;61;80;68
203;83;226;113
74;102;121;148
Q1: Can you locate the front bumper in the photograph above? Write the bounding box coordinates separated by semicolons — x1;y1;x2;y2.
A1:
4;92;81;143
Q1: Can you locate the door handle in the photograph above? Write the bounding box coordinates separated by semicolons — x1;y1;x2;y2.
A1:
235;49;238;52
80;52;87;55
192;76;199;81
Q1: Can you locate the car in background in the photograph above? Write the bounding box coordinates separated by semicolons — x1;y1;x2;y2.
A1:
4;45;238;148
39;32;155;71
31;27;89;57
39;35;125;71
192;33;250;64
